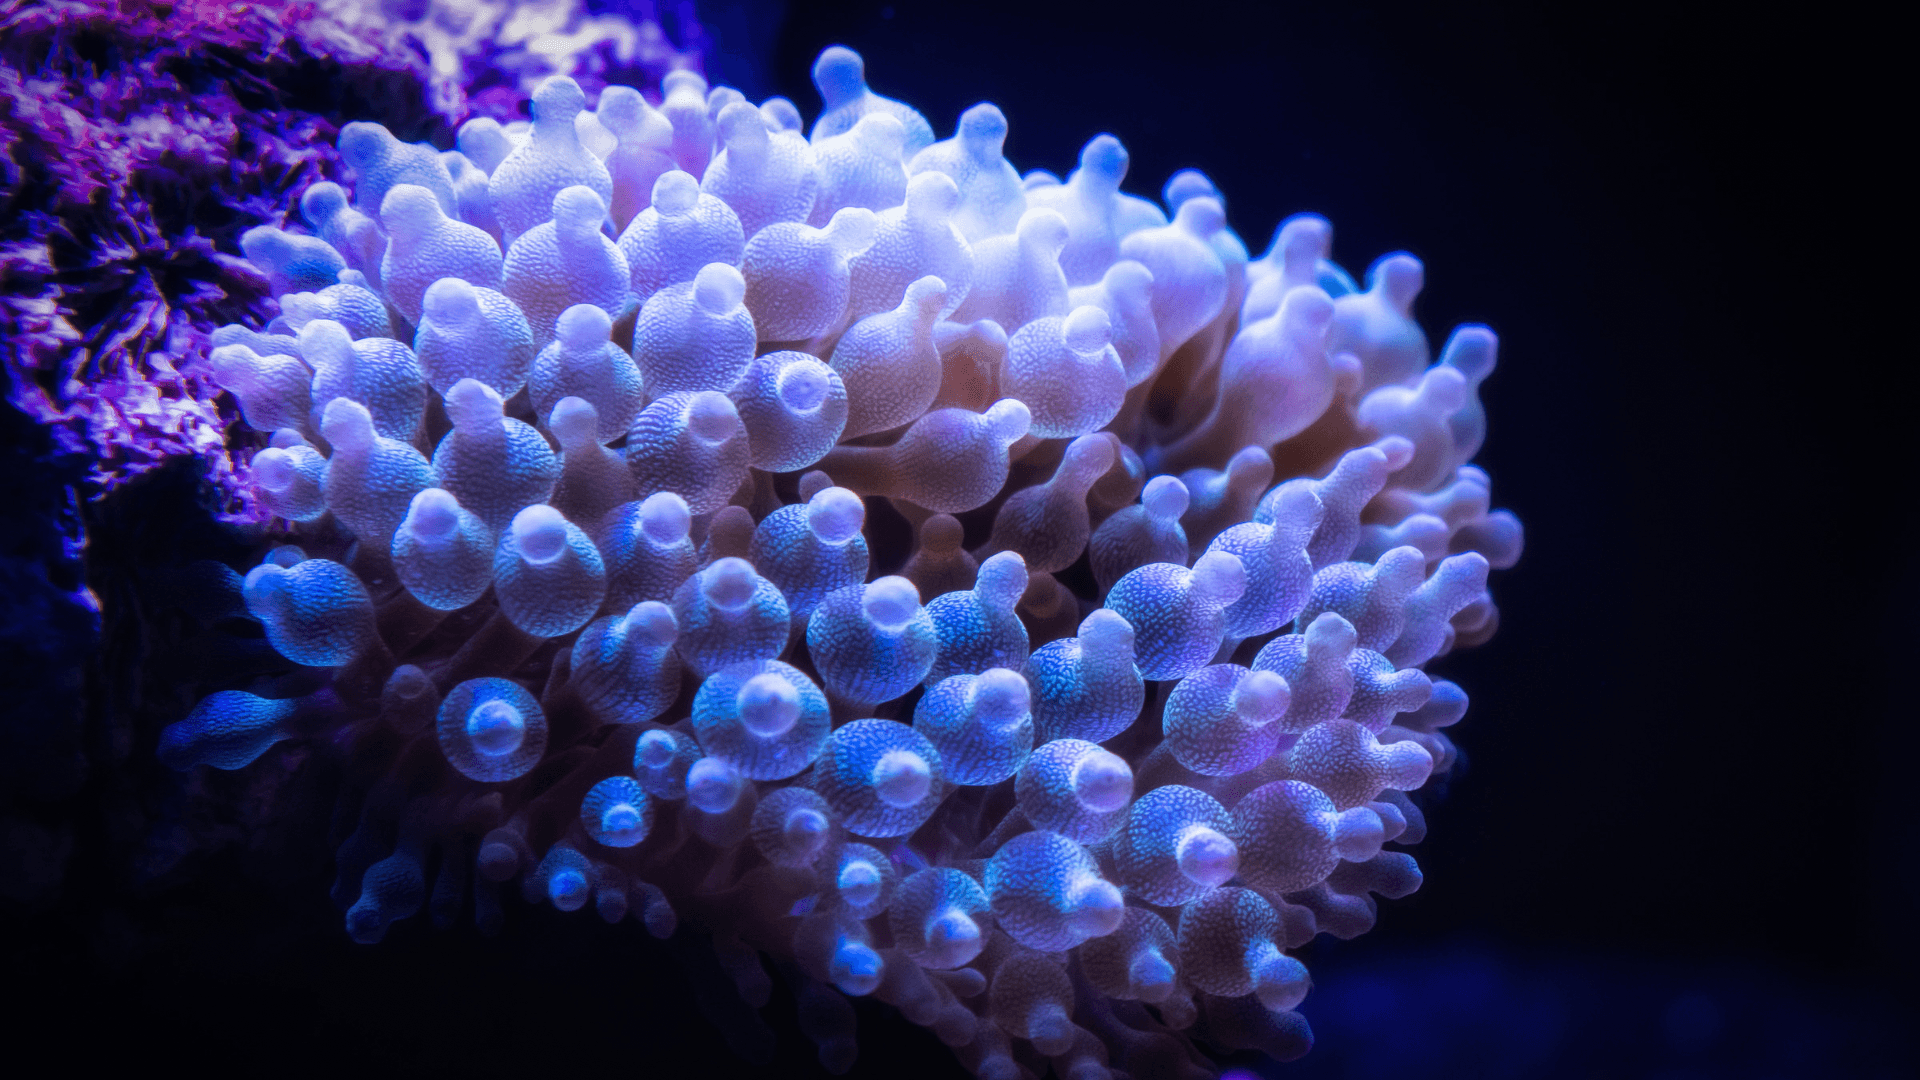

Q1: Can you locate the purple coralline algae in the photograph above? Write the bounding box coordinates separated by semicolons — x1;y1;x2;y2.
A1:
143;33;1524;1078
0;0;700;517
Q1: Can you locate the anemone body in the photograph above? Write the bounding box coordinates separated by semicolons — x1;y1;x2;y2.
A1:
182;43;1525;1079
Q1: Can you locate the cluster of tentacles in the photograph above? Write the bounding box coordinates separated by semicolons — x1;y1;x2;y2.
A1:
161;45;1523;1077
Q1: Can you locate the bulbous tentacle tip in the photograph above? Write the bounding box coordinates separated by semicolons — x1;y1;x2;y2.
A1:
852;110;908;150
1234;669;1290;724
783;806;829;850
826;206;879;255
1059;430;1121;486
251;447;298;492
634;729;677;770
637;491;692;544
1143;474;1190;521
1174;195;1226;238
686;391;742;442
862;576;921;630
403;487;461;541
510;504;569;564
1332;805;1386;862
380;183;447;232
762;97;804;133
296;315;354;360
687;755;746;813
712;100;770;162
1071;748;1133;813
806;486;866;545
694;262;746;314
1191;549;1248;604
970;667;1030;722
1176;826;1240;888
1253;952;1313;1013
652;169;701;214
318;395;374;449
1063;308;1113;356
957;102;1008;146
975;550;1029;607
812;45;867;102
838;858;884;905
552;183;602;230
300;180;350;218
533;75;588;120
984;398;1032;444
1273;280;1336;334
737;671;802;737
1163;167;1217;209
1304;610;1359;655
926;907;981;954
906;167;962;214
1129;951;1176;1001
1017;206;1070;249
871;747;933;807
336;120;390;163
621;600;678;644
555;303;613;350
1369;251;1425;306
830;939;884;996
547;396;600;447
769;358;830;417
445;377;506;427
1067;877;1125;938
465;699;526;756
702;557;757;610
1078;607;1135;653
1079;133;1128;183
422;276;481;323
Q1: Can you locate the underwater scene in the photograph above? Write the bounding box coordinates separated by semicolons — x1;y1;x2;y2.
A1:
1;2;1906;1077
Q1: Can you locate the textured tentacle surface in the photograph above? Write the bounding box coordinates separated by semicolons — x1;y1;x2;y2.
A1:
169;44;1525;1079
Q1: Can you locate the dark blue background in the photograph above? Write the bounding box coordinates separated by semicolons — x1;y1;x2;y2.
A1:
2;1;1904;1076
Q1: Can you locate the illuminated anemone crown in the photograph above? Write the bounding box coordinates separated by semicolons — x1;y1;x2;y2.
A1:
169;44;1524;1077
